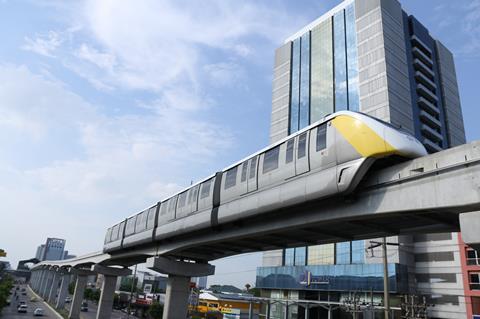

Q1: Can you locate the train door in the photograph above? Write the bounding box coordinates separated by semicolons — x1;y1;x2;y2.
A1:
295;131;310;175
247;156;258;193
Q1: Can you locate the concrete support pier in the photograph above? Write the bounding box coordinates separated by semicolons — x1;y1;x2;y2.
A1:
146;256;215;319
42;270;54;299
69;269;93;319
48;270;61;304
56;271;71;309
91;265;131;319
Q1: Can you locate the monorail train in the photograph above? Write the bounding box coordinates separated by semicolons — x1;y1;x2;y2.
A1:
103;111;427;253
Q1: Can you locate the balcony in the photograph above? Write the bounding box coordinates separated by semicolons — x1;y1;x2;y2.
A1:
417;83;438;104
415;71;437;92
419;110;441;129
411;35;433;56
412;47;434;68
413;58;435;80
418;97;439;116
421;124;443;143
422;138;443;153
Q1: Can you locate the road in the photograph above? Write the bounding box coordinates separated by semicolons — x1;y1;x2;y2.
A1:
1;284;137;319
62;295;138;319
1;283;61;319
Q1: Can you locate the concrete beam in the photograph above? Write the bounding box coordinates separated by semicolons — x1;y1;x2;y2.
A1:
91;264;131;277
460;211;480;251
146;257;215;277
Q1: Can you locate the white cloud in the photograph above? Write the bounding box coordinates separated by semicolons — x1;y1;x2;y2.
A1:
75;43;116;71
0;64;232;266
22;31;63;57
204;62;246;88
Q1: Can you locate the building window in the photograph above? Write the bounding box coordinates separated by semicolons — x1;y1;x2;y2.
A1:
351;240;365;264
308;244;334;265
299;32;311;129
334;10;348;111
311;18;334;122
224;167;238;189
286;139;294;163
467;249;480;266
263;146;280;174
336;241;351;264
295;247;307;266
298;133;307;159
470;273;480;290
345;4;359;111
290;38;301;134
284;248;295;266
316;124;327;151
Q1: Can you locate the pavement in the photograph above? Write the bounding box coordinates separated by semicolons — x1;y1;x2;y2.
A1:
62;295;137;319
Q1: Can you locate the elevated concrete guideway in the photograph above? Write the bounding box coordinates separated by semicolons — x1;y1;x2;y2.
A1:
31;141;480;319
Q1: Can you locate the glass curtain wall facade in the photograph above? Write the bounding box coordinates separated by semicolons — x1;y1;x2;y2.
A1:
289;3;359;134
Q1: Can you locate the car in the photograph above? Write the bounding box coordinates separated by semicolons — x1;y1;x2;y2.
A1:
22;291;27;296
65;296;72;303
17;305;28;313
80;301;88;312
33;308;44;316
6;299;10;306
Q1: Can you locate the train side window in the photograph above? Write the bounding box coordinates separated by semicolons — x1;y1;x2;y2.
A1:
147;206;156;229
168;197;177;214
286;139;294;163
249;157;257;179
241;162;248;182
316;124;327;151
126;217;136;236
160;201;168;216
190;185;199;204
105;228;112;243
135;211;146;232
200;179;212;199
224;166;238;189
298;133;307;159
263;146;280;174
177;191;188;208
111;225;119;241
119;222;125;237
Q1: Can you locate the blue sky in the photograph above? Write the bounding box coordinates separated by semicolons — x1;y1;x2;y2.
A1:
0;0;478;288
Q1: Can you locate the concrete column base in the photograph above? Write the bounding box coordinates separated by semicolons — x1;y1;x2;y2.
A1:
146;257;215;319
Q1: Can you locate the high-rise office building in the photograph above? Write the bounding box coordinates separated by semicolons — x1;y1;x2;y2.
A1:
258;0;471;318
34;238;66;261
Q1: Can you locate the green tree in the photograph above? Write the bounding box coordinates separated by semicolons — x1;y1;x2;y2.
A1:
147;302;163;319
68;282;75;295
0;274;13;312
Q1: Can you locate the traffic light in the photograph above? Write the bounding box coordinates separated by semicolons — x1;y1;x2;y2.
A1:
0;249;6;257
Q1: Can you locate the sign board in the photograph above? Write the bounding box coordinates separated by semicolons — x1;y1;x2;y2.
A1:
143;284;152;294
0;249;6;257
